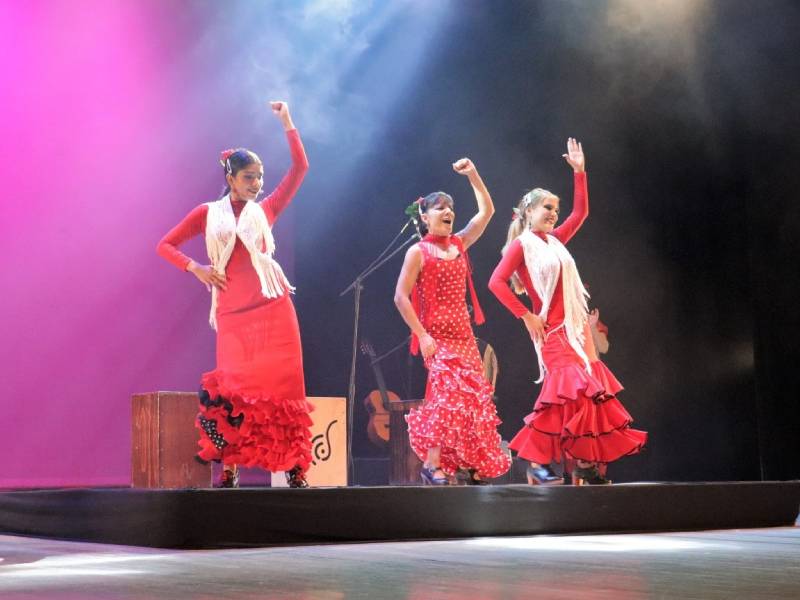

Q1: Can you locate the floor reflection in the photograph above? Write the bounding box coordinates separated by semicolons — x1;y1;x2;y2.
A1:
0;528;798;599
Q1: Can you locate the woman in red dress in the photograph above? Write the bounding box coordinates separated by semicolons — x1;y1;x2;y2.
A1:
157;101;312;488
488;138;647;485
394;158;511;485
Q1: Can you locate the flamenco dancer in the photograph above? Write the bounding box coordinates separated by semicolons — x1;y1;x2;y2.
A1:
488;138;647;485
157;101;312;488
394;158;511;485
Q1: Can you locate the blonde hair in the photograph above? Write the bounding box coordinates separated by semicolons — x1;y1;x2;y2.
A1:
501;188;557;294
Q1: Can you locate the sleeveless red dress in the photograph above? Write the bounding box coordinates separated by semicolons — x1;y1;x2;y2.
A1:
406;240;511;478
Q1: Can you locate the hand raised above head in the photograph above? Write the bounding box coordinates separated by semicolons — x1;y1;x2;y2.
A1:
562;137;585;173
269;100;288;115
452;157;476;176
269;100;295;131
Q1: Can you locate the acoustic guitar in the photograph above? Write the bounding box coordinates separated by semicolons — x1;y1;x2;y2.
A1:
360;339;397;447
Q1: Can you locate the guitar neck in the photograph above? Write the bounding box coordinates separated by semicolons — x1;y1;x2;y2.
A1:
361;342;394;411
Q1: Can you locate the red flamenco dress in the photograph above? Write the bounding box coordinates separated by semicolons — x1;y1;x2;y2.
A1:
157;129;313;473
406;236;512;479
488;172;647;466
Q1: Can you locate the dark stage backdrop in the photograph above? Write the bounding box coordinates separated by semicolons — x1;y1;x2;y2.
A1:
294;0;800;483
1;0;798;488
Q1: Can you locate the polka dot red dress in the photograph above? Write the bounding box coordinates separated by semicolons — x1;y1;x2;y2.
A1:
406;239;511;479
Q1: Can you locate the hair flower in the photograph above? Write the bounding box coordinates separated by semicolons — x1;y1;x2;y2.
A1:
219;148;236;172
405;197;425;219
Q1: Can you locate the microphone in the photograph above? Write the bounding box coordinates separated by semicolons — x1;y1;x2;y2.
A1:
400;215;423;240
410;216;422;240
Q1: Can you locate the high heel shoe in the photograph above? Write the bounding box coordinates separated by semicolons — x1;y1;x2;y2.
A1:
572;464;611;485
220;467;239;488
456;468;489;486
285;466;309;488
420;465;449;485
526;463;563;485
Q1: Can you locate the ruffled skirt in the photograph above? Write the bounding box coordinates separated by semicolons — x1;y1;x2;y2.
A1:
407;338;511;479
510;329;647;465
196;294;313;472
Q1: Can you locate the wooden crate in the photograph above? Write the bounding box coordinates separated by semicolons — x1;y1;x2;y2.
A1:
131;391;211;489
388;399;423;485
132;393;347;488
306;396;347;487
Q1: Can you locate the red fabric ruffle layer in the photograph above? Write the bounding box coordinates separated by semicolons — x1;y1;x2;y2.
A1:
407;349;511;479
196;369;314;472
510;360;647;465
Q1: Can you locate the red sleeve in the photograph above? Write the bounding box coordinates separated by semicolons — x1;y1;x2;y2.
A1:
488;239;535;318
156;204;208;271
553;171;588;244
260;129;310;225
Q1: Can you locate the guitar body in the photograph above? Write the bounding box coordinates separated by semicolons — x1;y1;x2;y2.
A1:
364;389;398;446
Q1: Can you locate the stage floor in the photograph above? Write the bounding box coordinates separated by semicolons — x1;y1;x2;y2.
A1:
1;481;798;548
0;527;798;599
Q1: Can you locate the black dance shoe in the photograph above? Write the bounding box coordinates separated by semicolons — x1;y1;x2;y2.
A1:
220;467;239;488
285;466;309;488
420;465;449;485
456;468;489;485
572;464;611;485
526;463;563;485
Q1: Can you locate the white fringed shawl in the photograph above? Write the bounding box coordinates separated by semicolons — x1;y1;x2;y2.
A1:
518;229;590;382
204;195;294;330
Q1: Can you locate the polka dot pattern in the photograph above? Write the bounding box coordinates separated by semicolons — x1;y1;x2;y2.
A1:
198;415;228;451
406;242;511;479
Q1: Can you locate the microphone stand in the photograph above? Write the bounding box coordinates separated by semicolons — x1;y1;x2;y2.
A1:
340;218;420;485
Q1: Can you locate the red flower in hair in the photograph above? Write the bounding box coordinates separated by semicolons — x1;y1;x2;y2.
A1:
219;148;235;168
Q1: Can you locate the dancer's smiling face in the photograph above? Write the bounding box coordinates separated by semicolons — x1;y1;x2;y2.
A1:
227;155;263;202
421;195;455;236
528;195;560;233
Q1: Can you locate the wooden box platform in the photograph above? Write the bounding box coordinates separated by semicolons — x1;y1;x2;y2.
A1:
131;391;211;489
132;392;347;489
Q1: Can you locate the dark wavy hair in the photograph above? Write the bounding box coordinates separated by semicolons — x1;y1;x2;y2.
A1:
417;191;454;235
219;148;262;198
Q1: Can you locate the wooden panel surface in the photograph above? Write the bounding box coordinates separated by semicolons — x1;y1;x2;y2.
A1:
131;392;211;489
306;396;347;487
389;399;423;485
131;393;158;488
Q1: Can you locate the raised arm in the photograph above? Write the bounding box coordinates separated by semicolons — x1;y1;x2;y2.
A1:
156;204;227;291
453;158;495;250
260;101;310;224
394;245;436;358
553;138;588;244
